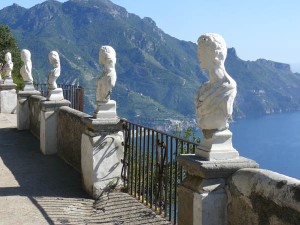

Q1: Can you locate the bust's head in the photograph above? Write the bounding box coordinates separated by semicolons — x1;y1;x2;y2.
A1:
197;33;227;70
21;49;31;62
48;51;60;66
5;52;12;63
99;46;116;67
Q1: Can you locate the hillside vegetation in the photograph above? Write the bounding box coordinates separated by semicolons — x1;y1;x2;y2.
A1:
1;0;300;126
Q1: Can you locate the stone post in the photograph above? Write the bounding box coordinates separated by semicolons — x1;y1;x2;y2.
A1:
0;83;17;113
40;100;70;155
81;117;124;199
81;44;124;199
177;155;258;225
17;90;41;130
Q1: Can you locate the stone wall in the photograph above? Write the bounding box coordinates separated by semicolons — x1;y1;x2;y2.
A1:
57;106;91;172
227;168;300;225
28;95;46;139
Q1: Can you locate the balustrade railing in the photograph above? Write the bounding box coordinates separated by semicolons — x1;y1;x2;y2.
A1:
121;120;199;224
34;83;84;112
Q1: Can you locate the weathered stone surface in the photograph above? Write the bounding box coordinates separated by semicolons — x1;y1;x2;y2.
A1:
83;116;122;133
28;95;46;139
57;106;91;172
81;129;124;199
177;154;259;225
227;168;300;225
40;100;70;155
17;90;41;130
178;178;227;225
40;99;70;111
0;88;17;113
177;154;258;179
0;83;16;90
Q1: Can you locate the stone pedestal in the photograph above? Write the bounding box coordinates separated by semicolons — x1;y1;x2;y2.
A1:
23;82;35;91
40;100;70;155
0;83;17;113
17;90;41;130
196;129;239;160
4;77;14;84
81;117;124;199
93;100;117;119
47;88;64;101
177;154;258;225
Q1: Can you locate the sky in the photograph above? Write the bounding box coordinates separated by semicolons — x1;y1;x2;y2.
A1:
1;0;300;71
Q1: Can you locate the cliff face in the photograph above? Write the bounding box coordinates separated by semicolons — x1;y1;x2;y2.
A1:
226;48;300;118
1;0;300;124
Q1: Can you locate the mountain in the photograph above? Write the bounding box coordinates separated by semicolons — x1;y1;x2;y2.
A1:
1;0;300;126
290;63;300;73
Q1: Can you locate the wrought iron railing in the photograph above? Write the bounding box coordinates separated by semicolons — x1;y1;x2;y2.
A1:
34;83;84;112
121;120;199;224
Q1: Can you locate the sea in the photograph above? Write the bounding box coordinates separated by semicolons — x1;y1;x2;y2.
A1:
228;111;300;179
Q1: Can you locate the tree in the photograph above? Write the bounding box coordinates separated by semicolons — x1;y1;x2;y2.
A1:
0;24;23;89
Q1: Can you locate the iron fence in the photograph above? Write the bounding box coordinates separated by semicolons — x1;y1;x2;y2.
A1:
34;83;84;112
121;120;199;224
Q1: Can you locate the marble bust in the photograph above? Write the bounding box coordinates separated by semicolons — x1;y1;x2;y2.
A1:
195;33;237;132
47;51;61;90
3;52;13;82
47;51;64;100
20;49;33;83
96;46;117;103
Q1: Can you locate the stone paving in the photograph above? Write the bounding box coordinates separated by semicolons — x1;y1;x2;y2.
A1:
0;113;171;225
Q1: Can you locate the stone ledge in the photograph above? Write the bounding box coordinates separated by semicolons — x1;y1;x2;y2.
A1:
229;168;300;211
40;99;71;111
177;154;259;179
18;90;41;98
0;83;17;90
59;106;90;118
29;95;47;102
83;117;122;133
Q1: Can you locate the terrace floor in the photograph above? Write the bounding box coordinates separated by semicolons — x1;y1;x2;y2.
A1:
0;113;170;225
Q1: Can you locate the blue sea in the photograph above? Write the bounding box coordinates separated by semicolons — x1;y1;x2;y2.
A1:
228;112;300;179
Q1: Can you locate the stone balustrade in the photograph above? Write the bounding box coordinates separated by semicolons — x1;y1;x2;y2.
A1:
21;91;124;199
28;95;46;139
57;106;91;172
3;41;297;224
227;168;300;225
12;89;299;225
8;89;300;225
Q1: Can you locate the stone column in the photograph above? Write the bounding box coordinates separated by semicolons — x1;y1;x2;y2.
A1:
17;90;41;130
81;117;124;199
40;100;70;155
0;83;17;113
177;155;258;225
